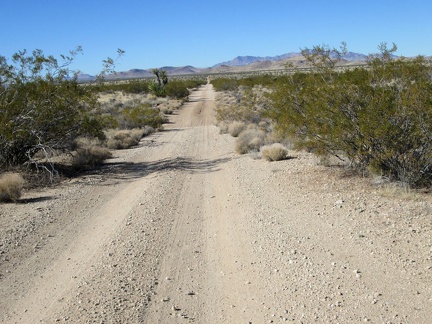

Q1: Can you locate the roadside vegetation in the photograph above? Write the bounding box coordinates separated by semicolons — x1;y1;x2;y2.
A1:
0;172;25;202
2;41;430;201
261;143;289;161
212;75;288;159
212;43;432;189
0;48;205;199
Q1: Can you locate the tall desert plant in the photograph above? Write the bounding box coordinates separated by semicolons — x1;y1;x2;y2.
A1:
150;68;168;96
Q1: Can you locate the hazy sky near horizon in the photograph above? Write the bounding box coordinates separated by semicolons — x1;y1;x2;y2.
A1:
1;0;431;74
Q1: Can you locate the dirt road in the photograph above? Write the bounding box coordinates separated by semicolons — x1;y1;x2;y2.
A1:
1;84;431;323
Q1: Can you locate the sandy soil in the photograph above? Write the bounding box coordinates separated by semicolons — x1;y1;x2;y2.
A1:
1;84;431;323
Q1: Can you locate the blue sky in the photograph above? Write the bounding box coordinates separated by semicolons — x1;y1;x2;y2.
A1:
1;0;431;74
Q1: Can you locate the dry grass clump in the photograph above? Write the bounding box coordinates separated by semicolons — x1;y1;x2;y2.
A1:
105;128;151;150
228;121;246;137
159;107;173;115
0;173;25;203
261;143;288;161
106;132;137;149
72;138;112;169
263;130;289;146
158;99;183;114
235;128;266;154
73;146;112;168
141;125;155;137
217;121;229;134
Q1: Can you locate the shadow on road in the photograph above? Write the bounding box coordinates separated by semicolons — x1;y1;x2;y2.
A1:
100;156;231;182
18;196;56;204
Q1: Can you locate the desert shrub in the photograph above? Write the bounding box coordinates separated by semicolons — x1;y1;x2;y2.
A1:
141;125;155;137
149;78;205;99
184;79;207;89
148;82;165;97
215;89;255;123
218;121;229;134
105;128;147;149
235;128;266;154
261;143;288;161
121;80;151;94
72;146;112;168
120;104;164;129
227;121;246;137
99;113;120;129
106;130;136;149
98;80;151;94
164;80;190;99
107;138;133;150
159;107;173;114
72;138;112;168
263;130;286;146
215;86;270;127
212;75;283;92
238;75;279;88
0;173;25;202
268;42;432;188
0;48;114;170
211;78;239;91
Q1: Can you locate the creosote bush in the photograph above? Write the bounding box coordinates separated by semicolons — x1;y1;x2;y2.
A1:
261;143;288;161
98;79;151;94
120;104;164;129
164;80;205;99
0;47;124;176
0;173;25;202
268;42;432;188
211;75;277;92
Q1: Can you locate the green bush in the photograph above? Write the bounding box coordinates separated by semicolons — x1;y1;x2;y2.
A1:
0;49;106;169
123;80;151;94
98;80;151;94
211;78;239;91
164;80;190;99
120;104;164;129
211;75;283;92
148;82;165;97
268;43;432;188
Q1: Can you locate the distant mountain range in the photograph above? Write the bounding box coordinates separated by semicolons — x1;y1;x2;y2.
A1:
76;51;377;82
212;51;369;67
77;65;206;82
212;52;302;67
